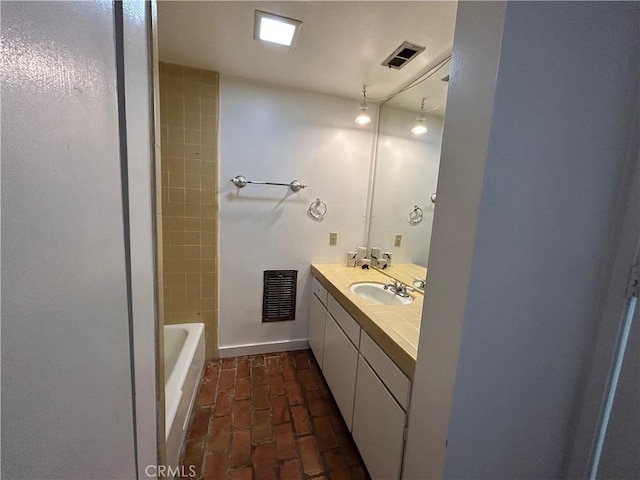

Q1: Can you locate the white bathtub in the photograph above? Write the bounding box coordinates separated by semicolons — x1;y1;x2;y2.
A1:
164;323;205;470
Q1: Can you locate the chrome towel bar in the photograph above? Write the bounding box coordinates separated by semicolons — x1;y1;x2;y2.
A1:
230;175;307;192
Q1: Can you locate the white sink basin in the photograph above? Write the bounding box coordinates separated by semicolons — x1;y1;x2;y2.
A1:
349;282;413;305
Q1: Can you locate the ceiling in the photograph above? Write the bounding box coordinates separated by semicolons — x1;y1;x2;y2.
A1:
157;1;458;106
384;57;451;115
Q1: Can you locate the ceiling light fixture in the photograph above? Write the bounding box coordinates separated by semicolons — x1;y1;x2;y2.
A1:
254;10;303;47
355;86;372;125
411;99;428;135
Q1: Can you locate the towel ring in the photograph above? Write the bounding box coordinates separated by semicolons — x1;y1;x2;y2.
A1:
409;205;423;225
308;198;327;220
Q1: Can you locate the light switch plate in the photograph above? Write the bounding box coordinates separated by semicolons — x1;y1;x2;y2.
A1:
329;232;338;246
394;234;402;247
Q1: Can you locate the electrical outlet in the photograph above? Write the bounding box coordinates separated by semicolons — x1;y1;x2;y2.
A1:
394;234;402;247
329;232;338;246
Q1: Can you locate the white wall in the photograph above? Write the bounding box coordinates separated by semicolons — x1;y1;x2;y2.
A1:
444;2;638;477
404;1;639;478
369;107;443;265
1;2;156;478
218;76;375;352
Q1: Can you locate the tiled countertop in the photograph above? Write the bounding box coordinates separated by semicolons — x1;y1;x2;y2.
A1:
311;264;423;379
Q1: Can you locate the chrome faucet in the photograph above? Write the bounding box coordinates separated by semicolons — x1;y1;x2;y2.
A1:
413;277;426;289
384;278;414;298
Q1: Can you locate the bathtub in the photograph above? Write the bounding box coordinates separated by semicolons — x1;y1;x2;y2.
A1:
164;323;205;470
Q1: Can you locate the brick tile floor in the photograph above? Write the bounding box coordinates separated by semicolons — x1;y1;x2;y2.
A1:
181;349;370;480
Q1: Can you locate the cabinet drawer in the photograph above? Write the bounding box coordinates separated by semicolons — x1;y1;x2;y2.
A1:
327;295;360;348
360;332;411;410
312;277;328;306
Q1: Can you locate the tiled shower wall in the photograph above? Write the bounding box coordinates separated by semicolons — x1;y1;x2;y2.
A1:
159;62;219;359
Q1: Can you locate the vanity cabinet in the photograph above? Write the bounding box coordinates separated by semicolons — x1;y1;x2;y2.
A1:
310;277;361;431
352;355;407;480
309;273;413;478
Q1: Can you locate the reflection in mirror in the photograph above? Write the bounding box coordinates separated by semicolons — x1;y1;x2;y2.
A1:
368;59;451;287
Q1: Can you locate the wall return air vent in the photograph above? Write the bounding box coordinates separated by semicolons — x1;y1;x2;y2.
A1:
381;41;425;70
262;270;297;322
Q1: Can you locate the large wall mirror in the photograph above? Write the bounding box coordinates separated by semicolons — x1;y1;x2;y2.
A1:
367;58;451;284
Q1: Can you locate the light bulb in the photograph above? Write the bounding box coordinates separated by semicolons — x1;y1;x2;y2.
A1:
355;114;372;125
411;98;428;135
355;105;371;125
411;117;427;135
355;86;371;125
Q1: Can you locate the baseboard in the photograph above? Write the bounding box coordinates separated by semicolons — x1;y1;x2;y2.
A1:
218;339;309;358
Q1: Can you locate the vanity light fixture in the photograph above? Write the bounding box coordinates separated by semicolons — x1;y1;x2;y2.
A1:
411;98;428;135
355;86;372;125
254;10;303;47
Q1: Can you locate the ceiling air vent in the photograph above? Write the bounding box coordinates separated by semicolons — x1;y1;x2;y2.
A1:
381;41;425;70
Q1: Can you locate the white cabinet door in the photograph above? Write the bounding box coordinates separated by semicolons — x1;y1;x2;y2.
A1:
352;355;406;480
322;314;359;430
309;293;326;369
